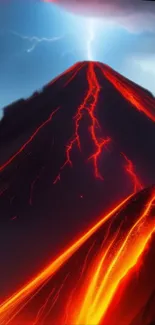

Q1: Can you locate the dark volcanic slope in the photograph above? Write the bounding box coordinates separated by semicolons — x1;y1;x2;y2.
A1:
0;186;155;325
130;289;155;325
0;61;155;296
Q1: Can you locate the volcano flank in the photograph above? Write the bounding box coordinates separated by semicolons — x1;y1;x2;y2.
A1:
0;61;155;324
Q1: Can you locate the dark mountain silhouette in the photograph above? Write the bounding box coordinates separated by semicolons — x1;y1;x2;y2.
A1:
0;60;155;304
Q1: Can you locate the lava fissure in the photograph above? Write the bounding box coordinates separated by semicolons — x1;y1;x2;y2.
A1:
29;166;45;206
54;62;111;183
63;62;86;88
0;107;60;173
32;288;55;325
47;62;81;88
122;152;143;193
98;62;155;123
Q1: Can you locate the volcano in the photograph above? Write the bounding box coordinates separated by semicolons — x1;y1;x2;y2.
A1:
0;61;155;324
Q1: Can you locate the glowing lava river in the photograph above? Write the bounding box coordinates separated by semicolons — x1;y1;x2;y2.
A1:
0;61;155;324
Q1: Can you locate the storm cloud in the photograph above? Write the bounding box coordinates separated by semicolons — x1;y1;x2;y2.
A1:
46;0;155;31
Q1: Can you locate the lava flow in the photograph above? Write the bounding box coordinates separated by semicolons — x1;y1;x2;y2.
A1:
0;188;155;325
73;191;155;325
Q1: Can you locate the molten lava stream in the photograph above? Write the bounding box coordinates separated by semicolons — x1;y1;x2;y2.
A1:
0;190;155;325
72;192;155;325
97;62;155;123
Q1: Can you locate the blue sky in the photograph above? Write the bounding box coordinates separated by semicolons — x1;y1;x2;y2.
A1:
0;0;155;119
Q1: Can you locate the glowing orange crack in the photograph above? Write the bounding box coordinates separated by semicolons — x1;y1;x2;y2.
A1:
0;107;60;173
63;62;86;88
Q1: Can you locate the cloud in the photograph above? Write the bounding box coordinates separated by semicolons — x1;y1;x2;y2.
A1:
46;0;155;31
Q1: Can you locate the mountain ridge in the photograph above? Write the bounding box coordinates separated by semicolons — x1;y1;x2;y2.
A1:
1;61;155;126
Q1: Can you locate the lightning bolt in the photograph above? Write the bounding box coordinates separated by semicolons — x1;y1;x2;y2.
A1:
10;30;63;53
87;19;95;61
10;17;96;60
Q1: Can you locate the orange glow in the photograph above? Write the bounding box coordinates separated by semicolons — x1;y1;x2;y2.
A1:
73;192;155;325
0;194;133;323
